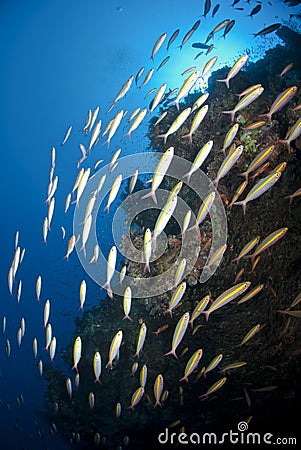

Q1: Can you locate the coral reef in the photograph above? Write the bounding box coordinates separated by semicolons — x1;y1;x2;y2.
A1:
44;26;301;449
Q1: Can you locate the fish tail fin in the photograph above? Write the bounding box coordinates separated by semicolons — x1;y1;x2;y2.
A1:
212;179;219;189
141;190;157;204
122;314;133;322
217;78;230;89
221;110;235;122
156;134;168;144
144;262;150;273
123;131;131;140
203;311;210;322
80;245;86;259
102;139;110;148
104;204;110;213
186;223;197;234
233;201;247;215
182;172;192;183
94;378;102;384
181;133;192;143
163;349;178;359
102;281;112;298
277;139;291;153
167;99;179;110
258;112;272;123
284;195;293;205
105;360;112;369
238;171;248;181
154;401;163;408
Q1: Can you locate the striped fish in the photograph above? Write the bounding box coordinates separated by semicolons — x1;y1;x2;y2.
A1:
217;54;248;89
154;374;164;407
103;110;124;148
199;377;227;399
128;169;139;195
156;56;170;72
249;228;288;261
151;33;167;60
239;145;275;181
204;353;223;377
128;386;144;411
149;83;167;115
203;243;227;271
164;312;190;358
106;330;123;369
191;93;210;113
182;105;208;142
167;282;186;317
278;116;301;153
234;171;282;215
189;295;210;328
152;195;178;242
243;120;266;131
179;20;200;50
191;192;215;231
182;210;192;234
141;146;174;204
125;108;147;138
140;364;148;388
123;286;132;321
259;86;297;122
167;29;180;50
237;284;264;305
203;282;251;321
174;258;186;286
182;140;213;183
93;352;102;384
221;361;247;373
112;75;134;105
201;56;218;78
235;324;261;347
214;145;244;187
135;67;145;85
220;123;239;155
180;349;203;382
139;68;154;90
222;86;264;122
228;180;248;209
135;323;147;357
157;106;192;143
168;71;199;110
232;236;260;263
72;336;82;372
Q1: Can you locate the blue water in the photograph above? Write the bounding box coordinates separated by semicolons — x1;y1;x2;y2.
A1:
0;0;300;449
